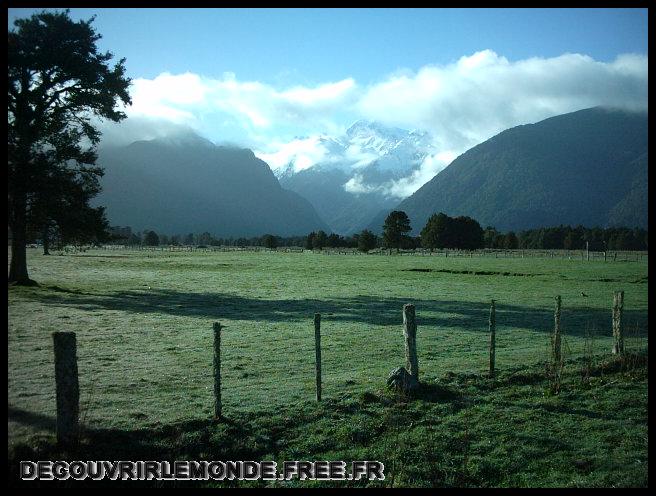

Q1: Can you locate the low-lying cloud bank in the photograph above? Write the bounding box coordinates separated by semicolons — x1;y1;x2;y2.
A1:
99;50;648;197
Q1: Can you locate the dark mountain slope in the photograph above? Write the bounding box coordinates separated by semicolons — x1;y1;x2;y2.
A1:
95;135;329;237
370;107;648;234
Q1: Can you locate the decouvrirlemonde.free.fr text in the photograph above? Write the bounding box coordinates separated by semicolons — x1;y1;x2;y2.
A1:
21;460;385;481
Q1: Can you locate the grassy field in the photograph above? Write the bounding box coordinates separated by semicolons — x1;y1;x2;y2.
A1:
8;247;648;487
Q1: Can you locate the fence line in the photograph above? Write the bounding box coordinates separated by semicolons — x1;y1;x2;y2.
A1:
49;288;642;439
91;244;648;261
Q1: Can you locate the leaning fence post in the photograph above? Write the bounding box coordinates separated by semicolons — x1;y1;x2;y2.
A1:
489;300;496;377
403;304;418;379
314;313;322;401
553;296;562;365
213;322;223;419
611;291;624;355
53;332;80;446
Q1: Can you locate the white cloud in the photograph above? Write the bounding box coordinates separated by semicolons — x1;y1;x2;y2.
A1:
349;50;647;196
340;150;458;198
382;151;458;198
254;136;331;172
119;71;357;134
343;145;379;169
127;72;207;123
357;50;648;154
102;50;647;197
97;116;201;146
343;174;377;194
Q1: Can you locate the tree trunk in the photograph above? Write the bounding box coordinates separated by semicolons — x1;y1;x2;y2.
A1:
43;224;50;255
8;193;35;285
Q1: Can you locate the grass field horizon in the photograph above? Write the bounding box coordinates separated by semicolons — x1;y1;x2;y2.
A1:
8;247;648;487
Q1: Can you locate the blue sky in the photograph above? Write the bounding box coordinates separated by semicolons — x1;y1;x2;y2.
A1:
8;7;649;196
8;8;648;83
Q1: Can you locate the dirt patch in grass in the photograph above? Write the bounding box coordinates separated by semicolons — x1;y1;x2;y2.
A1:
403;268;542;277
68;255;132;258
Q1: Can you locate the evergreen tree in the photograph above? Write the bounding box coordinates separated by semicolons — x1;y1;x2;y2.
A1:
313;230;328;250
305;232;316;250
326;233;342;248
357;229;377;252
8;10;131;284
143;230;159;246
420;212;450;250
383;211;412;252
262;234;278;249
503;231;519;249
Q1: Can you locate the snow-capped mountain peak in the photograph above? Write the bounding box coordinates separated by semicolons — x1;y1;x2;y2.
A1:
269;120;436;181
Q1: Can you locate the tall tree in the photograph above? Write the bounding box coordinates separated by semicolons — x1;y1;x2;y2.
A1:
421;212;484;250
261;234;278;249
420;212;451;251
452;216;484;250
357;229;377;252
382;210;412;252
143;230;159;247
305;232;316;250
313;230;327;250
28;163;108;252
326;233;342;248
8;10;131;284
503;231;519;249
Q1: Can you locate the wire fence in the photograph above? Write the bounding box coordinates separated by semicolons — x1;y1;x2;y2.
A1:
91;244;648;262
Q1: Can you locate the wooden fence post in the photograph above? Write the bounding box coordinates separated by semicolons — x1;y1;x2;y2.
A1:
213;322;223;419
53;331;80;446
489;300;496;377
403;304;418;379
314;313;322;401
553;296;562;365
612;291;624;355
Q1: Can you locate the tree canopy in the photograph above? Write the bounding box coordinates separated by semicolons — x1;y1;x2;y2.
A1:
420;213;450;250
261;234;278;249
143;230;160;246
8;10;131;284
382;211;412;252
421;213;484;250
312;230;328;250
357;229;377;252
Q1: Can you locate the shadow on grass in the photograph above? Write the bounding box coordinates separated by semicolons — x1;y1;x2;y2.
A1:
7;406;56;431
19;287;648;338
8;349;648;487
8;406;269;487
408;382;462;403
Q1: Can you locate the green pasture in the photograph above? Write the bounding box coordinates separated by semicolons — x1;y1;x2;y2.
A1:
7;248;648;487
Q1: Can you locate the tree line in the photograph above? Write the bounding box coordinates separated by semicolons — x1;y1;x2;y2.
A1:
104;214;648;254
490;225;649;251
105;228;371;250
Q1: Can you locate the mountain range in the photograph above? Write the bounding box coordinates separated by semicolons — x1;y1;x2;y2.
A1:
94;107;647;239
94;133;329;237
